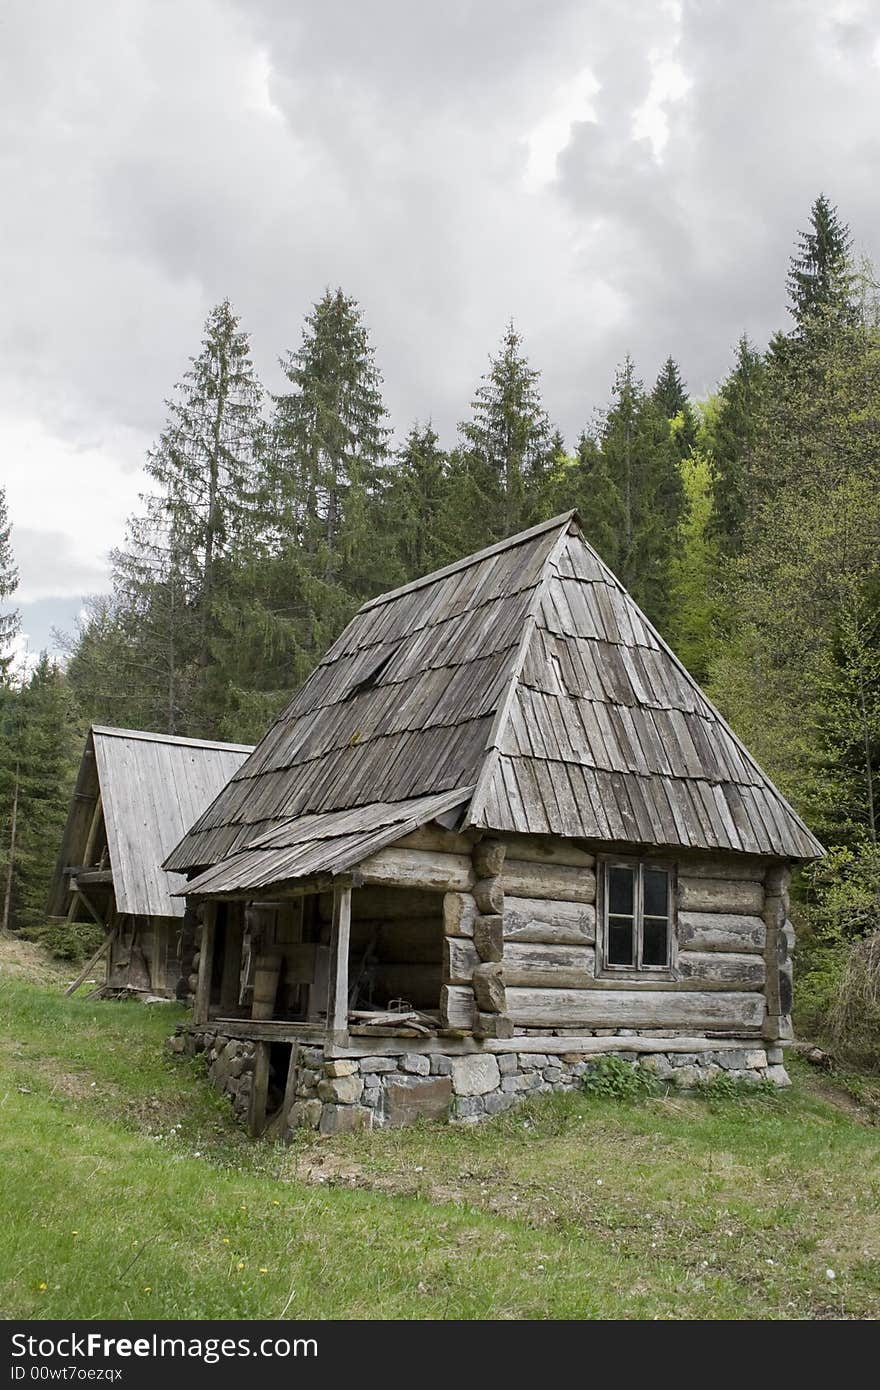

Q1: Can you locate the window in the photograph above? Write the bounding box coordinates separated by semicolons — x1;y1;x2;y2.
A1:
601;859;674;973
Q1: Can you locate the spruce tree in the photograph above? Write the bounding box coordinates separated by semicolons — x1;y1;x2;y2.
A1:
457;322;553;543
0;655;80;939
706;336;766;552
101;300;266;734
599;358;684;625
786;194;856;334
0;486;20;678
652;357;688;418
653;356;697;459
271;289;391;598
385;423;454;578
541;429;624;571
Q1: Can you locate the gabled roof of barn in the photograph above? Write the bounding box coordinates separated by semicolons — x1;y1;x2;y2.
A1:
168;511;823;896
48;726;253;919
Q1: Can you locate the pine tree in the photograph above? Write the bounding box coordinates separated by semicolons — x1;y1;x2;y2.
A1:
787;194;856;335
653;356;697;459
652;357;688;418
706;336;766;552
457;322;553;543
0;486;20;678
271;289;391;599
599;358;685;626
385;423;454;578
91;300;266;735
541;429;624;571
0;655;80;937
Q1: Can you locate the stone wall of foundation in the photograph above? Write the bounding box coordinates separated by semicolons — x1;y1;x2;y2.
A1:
172;1027;789;1136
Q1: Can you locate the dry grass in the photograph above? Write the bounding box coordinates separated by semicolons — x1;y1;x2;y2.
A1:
0;932;73;988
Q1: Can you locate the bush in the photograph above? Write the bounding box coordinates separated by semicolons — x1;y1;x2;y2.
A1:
697;1071;777;1102
580;1055;661;1101
21;918;104;964
794;944;848;1040
827;932;880;1067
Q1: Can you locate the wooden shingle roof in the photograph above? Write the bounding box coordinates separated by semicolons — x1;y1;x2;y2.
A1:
169;512;822;894
49;726;253;918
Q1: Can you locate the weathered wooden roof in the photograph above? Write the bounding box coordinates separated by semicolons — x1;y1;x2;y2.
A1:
175;788;473;898
49;726;253;919
169;512;822;894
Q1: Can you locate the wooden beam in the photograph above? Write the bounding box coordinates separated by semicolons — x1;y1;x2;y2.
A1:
63;924;117;997
326;884;352;1044
71;869;114;888
193;904;216;1025
248;1041;271;1139
82;792;104;868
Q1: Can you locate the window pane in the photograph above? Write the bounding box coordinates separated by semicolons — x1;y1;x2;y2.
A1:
643;868;669;917
642;917;668;967
608;917;634;966
608;866;634;915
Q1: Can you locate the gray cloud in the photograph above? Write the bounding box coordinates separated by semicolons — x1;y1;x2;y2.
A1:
1;0;879;640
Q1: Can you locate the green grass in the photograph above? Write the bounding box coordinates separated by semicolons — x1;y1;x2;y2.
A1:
1;969;879;1320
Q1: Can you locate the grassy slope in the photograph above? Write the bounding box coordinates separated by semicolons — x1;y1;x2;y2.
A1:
1;961;878;1320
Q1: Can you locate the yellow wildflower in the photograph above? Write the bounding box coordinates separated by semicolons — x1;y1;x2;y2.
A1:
236;1261;245;1271
37;1282;48;1291
259;1268;269;1274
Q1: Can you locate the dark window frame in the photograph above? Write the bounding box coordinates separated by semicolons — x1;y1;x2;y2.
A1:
597;856;677;978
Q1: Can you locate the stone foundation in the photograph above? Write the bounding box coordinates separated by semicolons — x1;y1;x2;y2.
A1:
172;1027;789;1136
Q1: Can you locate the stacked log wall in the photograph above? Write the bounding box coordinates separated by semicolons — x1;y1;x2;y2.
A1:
365;832;787;1037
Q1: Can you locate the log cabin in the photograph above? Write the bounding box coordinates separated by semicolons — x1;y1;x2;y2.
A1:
163;512;823;1134
48;726;252;997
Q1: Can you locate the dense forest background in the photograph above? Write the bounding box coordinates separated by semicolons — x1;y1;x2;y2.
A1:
2;196;878;1055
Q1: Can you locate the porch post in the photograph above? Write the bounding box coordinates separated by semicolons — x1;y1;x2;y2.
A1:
327;884;352;1044
193;901;216;1025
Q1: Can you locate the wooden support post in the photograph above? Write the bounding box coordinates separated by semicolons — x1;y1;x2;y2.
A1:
82;793;104;868
248;1040;271;1139
326;884;352;1044
63;924;117;997
193;903;216;1025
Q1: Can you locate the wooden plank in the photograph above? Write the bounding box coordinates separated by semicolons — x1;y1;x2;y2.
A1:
444;935;479;984
440;983;475;1029
248;1041;271;1138
394;826;475;855
327;885;352;1042
677;952;765;989
679;877;764;914
193;904;216;1025
324;1033;768;1059
443;891;476;938
326;887;442;921
359;847;474;892
505;987;765;1030
62;925;116;997
501;860;596;903
502;941;596;988
678;911;766;954
503;896;595;945
672;856;767;878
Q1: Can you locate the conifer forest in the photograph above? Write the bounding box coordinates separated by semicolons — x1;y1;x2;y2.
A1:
1;195;878;1058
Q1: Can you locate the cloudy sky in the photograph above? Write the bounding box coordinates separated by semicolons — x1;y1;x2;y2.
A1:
2;0;879;662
